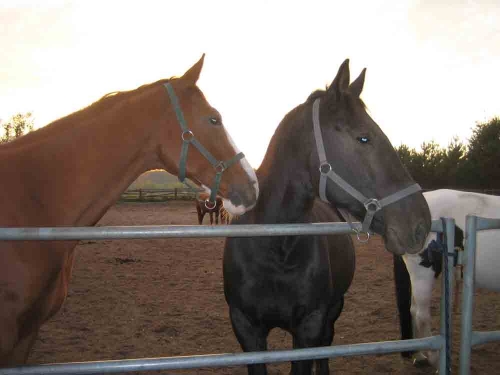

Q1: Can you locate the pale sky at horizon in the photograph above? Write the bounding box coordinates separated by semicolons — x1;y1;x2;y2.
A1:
1;0;499;168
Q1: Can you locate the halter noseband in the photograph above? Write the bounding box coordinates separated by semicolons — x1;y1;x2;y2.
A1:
165;82;244;206
312;98;422;238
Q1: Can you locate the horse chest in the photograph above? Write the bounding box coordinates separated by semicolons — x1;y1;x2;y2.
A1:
240;268;331;324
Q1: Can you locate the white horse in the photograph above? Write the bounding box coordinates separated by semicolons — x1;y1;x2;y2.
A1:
393;189;500;367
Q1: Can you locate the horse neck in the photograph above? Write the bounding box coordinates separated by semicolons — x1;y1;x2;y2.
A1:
251;156;314;225
1;87;169;226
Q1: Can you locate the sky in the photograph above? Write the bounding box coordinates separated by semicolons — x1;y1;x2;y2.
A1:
1;0;499;168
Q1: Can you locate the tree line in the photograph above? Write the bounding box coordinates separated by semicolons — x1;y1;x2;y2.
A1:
0;112;34;143
396;117;500;190
2;113;500;190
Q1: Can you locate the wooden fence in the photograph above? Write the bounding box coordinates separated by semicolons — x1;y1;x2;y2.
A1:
122;188;500;203
120;188;203;202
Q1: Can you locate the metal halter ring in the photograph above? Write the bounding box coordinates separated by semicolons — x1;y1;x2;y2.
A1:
181;130;194;142
356;231;371;243
319;162;332;176
205;199;217;210
215;161;226;174
364;198;382;213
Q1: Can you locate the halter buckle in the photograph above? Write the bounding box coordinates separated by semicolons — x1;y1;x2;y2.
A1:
181;130;194;142
364;198;382;213
215;161;226;174
319;162;332;176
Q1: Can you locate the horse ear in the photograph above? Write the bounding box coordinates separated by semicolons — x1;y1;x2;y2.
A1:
180;54;205;85
328;59;350;95
348;68;366;97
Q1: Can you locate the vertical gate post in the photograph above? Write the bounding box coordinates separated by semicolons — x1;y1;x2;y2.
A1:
459;215;478;375
439;217;455;375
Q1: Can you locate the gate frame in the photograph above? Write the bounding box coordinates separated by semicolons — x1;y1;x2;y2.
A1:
0;218;455;375
459;215;500;375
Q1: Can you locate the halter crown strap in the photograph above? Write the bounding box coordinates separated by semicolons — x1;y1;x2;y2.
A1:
312;98;422;235
164;82;245;203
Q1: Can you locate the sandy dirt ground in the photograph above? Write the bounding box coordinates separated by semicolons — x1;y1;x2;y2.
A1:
27;201;500;374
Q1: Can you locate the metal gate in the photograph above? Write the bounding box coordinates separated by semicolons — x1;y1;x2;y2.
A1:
0;219;456;375
459;215;500;375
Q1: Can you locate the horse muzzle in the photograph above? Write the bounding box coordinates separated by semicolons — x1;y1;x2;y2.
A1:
222;180;259;216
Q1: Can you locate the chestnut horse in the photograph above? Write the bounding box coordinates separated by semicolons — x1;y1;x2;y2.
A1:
196;192;224;225
224;59;431;374
0;55;258;365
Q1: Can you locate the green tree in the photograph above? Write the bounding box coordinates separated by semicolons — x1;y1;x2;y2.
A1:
461;117;500;188
1;112;34;143
396;138;467;189
442;137;467;187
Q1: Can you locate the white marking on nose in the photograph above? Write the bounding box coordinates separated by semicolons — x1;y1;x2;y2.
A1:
223;127;259;200
222;198;248;216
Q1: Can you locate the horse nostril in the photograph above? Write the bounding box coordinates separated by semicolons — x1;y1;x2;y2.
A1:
228;191;243;207
414;222;428;245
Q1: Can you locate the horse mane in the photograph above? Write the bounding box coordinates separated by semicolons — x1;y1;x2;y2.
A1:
0;77;174;148
253;85;369;220
73;78;172;120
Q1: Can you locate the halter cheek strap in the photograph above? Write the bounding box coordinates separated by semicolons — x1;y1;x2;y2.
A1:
312;98;422;237
164;82;245;205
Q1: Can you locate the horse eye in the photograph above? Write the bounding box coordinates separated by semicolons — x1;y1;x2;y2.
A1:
209;117;220;126
357;136;369;144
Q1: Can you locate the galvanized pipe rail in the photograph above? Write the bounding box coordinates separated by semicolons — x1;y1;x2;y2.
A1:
460;215;500;375
0;219;455;374
1;337;443;375
0;222;363;241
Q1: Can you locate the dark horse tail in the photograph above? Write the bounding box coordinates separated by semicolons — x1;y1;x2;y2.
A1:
393;254;413;358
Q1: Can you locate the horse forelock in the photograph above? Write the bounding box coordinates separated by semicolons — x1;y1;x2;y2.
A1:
306;86;367;112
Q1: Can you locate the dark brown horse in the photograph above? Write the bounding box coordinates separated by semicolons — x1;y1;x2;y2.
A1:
196;192;224;225
224;59;431;374
0;55;259;366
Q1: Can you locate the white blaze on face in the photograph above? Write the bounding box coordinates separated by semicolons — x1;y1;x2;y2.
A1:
223;127;259;201
200;125;258;215
201;184;249;216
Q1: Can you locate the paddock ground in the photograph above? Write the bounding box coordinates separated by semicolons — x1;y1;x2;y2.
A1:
29;201;500;374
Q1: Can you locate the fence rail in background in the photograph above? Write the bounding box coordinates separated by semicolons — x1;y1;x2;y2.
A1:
0;219;455;375
460;215;500;375
119;188;500;203
120;188;203;202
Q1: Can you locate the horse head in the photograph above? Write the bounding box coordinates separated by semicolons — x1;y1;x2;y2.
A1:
156;55;258;215
260;59;430;255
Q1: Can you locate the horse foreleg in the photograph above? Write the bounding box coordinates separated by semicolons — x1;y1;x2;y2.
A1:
3;331;38;365
405;256;438;368
196;203;204;225
229;307;268;375
292;309;329;375
312;297;344;374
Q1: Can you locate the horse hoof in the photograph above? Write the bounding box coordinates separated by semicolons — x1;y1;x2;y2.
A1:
412;354;431;368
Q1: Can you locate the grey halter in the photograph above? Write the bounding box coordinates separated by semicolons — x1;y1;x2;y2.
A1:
312;98;422;240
